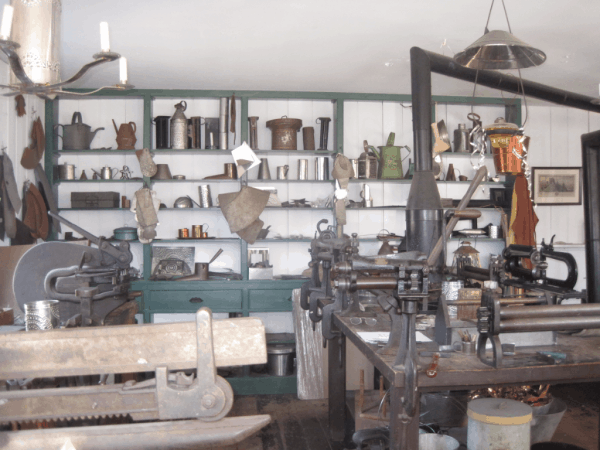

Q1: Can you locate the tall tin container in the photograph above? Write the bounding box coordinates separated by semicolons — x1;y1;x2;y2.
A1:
219;97;229;150
10;0;61;86
170;101;188;149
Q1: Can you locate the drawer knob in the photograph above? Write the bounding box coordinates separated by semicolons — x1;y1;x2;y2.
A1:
189;297;204;303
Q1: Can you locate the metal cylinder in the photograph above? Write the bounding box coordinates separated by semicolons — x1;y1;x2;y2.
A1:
317;118;331;150
266;117;302;150
24;300;60;331
355;277;397;290
350;159;359;178
499;316;600;333
315;157;329;180
298;159;308;180
198;185;213;208
179;228;189;239
204;118;219;150
303;127;315;150
248;116;259;150
188;117;203;149
267;344;295;376
11;0;61;86
153;116;170;149
58;164;75;180
499;303;600;320
192;225;203;238
219;97;229;150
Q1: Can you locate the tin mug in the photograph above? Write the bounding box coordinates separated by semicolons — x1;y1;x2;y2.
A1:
192;225;203;238
179;228;190;239
277;165;289;180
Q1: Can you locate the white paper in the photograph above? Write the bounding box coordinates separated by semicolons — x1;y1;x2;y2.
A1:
357;331;432;344
231;142;260;176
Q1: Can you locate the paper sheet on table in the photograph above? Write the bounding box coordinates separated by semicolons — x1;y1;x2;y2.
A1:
231;142;260;176
357;331;432;344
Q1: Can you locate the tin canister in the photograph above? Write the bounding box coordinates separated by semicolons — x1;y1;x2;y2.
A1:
315;157;329;180
298;159;308;180
199;185;213;208
170;101;188;150
58;163;75;180
266;117;302;150
350;159;359;178
302;127;315;150
179;228;190;239
24;300;60;331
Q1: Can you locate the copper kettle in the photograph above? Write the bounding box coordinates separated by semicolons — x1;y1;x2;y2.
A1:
112;119;137;150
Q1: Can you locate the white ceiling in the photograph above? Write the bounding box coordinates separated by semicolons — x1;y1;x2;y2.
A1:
5;0;600;98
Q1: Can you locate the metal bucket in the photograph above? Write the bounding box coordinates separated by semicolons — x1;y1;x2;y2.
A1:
490;134;529;175
266;117;302;150
267;343;295;376
419;434;459;450
24;300;60;331
531;398;567;444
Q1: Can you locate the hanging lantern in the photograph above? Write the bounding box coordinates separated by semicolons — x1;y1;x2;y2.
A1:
453;241;481;271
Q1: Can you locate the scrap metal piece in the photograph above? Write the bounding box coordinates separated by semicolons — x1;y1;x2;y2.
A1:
219;186;270;233
0;415;272;450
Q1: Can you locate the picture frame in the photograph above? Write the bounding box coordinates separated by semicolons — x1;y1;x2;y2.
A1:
531;167;582;206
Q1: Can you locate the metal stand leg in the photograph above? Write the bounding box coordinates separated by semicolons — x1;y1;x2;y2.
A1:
389;386;420;449
328;334;346;443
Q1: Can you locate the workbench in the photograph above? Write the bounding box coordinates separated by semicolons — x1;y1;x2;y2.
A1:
327;312;600;449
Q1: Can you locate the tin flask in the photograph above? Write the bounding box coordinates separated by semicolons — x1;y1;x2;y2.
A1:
170;101;188;149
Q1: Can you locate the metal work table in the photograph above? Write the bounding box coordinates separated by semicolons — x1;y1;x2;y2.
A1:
327;312;600;449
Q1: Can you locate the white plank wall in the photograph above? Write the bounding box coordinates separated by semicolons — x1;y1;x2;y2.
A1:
0;59;46;247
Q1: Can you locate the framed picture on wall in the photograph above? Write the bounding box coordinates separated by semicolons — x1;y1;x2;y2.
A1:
531;167;582;206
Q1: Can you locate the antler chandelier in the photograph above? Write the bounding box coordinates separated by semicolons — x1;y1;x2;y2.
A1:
0;1;133;99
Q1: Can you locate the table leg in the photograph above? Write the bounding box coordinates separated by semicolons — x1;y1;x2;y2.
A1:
389;385;420;450
328;334;346;442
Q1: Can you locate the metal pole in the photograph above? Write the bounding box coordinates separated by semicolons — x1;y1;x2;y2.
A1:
500;304;600;320
582;130;600;303
389;386;420;449
499;316;600;333
328;335;346;443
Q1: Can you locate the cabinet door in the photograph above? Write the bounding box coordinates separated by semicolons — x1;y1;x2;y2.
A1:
249;289;293;312
148;290;242;312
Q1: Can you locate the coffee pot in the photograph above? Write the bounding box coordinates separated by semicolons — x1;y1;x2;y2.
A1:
56;112;104;150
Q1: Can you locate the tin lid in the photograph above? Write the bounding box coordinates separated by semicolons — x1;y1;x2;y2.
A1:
484;117;519;134
454;241;480;255
468;398;532;425
265;117;302;131
267;343;296;355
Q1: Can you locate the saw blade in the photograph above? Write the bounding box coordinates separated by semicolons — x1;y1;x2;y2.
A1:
0;383;158;423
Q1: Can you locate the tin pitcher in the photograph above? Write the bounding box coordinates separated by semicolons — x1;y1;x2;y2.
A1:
112;119;137;150
373;132;410;179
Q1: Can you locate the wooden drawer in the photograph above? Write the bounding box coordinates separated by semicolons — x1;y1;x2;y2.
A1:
249;289;293;311
148;290;242;312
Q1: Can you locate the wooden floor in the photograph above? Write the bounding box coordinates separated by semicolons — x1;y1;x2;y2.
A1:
213;394;345;450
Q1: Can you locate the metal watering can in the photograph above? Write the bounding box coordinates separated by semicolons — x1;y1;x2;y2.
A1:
371;132;411;179
55;112;104;150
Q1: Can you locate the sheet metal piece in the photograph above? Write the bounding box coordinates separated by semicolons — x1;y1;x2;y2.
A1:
0;415;272;450
0;317;267;379
34;164;61;233
2;153;22;214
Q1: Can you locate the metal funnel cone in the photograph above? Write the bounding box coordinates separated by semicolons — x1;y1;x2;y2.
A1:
454;30;546;70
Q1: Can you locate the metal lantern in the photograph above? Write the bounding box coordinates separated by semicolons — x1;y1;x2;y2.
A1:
453;241;481;271
170;101;188;149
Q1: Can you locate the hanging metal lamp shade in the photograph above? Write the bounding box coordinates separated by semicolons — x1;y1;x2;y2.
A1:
454;30;546;70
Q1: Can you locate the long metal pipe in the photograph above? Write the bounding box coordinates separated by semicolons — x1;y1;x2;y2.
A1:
355;277;397;290
500;303;600;320
499;316;600;333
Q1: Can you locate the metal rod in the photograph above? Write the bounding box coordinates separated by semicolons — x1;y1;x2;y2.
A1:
581;130;600;303
499;316;600;333
355;277;397;290
500;303;600;320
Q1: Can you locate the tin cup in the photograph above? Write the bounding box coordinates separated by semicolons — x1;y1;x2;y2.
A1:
24;300;60;331
199;185;213;208
453;340;477;355
179;228;190;239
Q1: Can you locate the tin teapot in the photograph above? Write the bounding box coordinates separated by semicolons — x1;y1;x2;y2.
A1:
112;119;137;150
55;112;104;150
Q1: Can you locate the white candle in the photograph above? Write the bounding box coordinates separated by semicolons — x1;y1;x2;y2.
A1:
0;5;13;40
100;22;110;52
119;57;128;84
